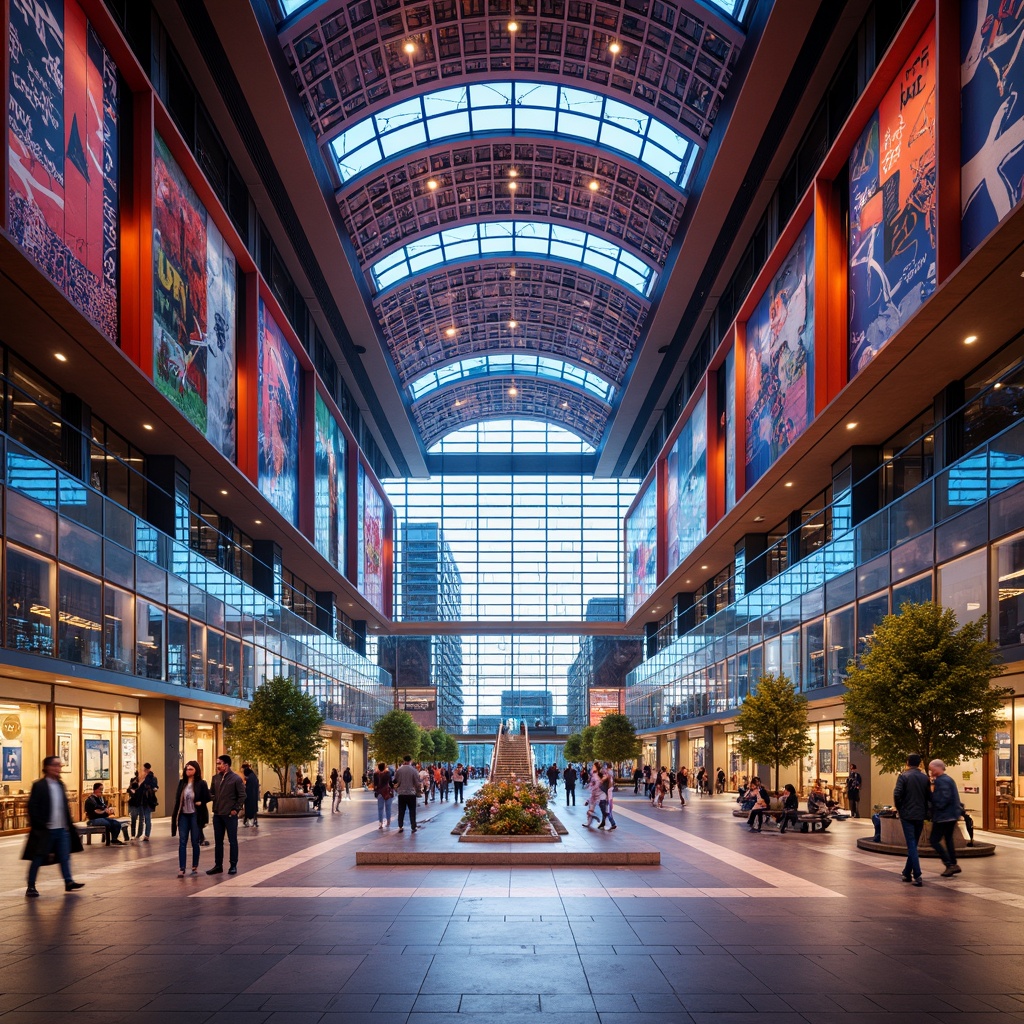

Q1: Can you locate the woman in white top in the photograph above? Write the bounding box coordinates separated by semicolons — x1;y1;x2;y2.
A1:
171;761;211;877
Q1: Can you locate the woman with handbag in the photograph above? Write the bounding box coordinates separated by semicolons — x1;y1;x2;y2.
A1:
171;760;211;876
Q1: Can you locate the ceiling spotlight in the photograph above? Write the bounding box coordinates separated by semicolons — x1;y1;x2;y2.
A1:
454;398;462;407
561;401;569;409
753;515;765;523
220;489;228;496
509;267;517;278
784;481;793;487
403;40;415;55
964;334;978;344
846;421;858;430
508;319;518;329
588;180;600;192
54;352;67;362
700;565;708;571
427;178;438;190
508;180;518;191
508;167;518;178
142;423;153;431
609;40;621;56
254;519;263;525
507;385;519;397
445;326;457;338
507;19;519;32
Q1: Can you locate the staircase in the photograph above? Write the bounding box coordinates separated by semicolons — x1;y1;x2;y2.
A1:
490;724;536;784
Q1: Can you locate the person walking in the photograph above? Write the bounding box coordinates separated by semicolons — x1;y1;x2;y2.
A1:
846;764;863;817
632;765;643;794
452;763;466;803
583;762;603;827
563;763;577;806
171;760;211;876
597;766;617;830
929;760;963;877
679;767;689;805
207;754;246;876
312;774;327;814
242;764;260;829
84;782;126;845
893;753;930;886
342;766;353;800
373;761;393;830
330;768;341;813
138;762;159;841
395;755;421;833
24;756;85;897
418;763;431;806
546;763;559;794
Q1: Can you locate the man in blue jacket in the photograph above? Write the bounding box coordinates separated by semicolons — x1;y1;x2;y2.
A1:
893;753;930;886
928;759;963;878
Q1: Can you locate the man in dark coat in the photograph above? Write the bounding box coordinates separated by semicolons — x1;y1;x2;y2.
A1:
207;754;247;875
23;755;84;897
893;753;931;887
563;764;578;806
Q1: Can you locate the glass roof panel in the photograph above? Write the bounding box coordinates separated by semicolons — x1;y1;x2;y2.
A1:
369;220;658;297
330;82;699;190
427;419;596;454
409;356;615;401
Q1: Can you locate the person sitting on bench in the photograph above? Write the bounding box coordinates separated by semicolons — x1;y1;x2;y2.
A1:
806;780;833;816
778;784;800;833
84;783;126;845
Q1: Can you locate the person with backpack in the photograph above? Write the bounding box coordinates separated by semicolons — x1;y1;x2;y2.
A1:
342;766;353;800
373;762;393;830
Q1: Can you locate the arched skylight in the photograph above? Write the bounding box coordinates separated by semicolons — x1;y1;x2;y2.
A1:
409;355;615;402
331;82;699;191
428;418;595;454
371;220;657;297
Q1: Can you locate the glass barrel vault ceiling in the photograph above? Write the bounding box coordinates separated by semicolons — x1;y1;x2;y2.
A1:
273;0;748;452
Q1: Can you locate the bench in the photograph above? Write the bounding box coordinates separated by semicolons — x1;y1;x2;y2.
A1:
76;822;130;845
796;813;831;833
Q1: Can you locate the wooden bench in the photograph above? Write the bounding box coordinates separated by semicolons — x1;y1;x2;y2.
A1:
76;822;129;845
796;813;832;833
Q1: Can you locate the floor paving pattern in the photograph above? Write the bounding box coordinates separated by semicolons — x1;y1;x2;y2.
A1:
1;786;1023;1023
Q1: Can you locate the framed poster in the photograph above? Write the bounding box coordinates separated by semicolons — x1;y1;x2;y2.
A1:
121;736;137;780
835;741;850;775
84;738;110;781
2;746;21;782
58;733;73;772
819;749;833;774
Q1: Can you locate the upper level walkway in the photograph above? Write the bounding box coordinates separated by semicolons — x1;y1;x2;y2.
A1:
2;784;1023;1021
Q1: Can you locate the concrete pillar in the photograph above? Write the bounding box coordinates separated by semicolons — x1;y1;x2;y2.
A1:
139;697;181;806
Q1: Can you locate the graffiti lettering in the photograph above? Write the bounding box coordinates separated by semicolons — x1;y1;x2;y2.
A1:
11;0;63;52
881;115;905;176
156;249;189;319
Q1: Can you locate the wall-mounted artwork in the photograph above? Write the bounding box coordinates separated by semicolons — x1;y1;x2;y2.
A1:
8;0;120;341
961;2;1024;257
84;738;109;780
625;477;657;619
57;733;72;772
153;134;237;461
849;21;936;377
257;300;300;525
666;393;707;572
724;347;736;512
358;464;385;614
744;218;815;490
314;393;347;572
2;746;21;782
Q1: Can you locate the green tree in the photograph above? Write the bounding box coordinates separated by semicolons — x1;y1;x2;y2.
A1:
417;728;436;763
369;709;421;768
843;602;1008;773
579;725;598;763
735;673;814;791
563;732;584;763
431;728;460;764
225;675;325;794
593;713;642;766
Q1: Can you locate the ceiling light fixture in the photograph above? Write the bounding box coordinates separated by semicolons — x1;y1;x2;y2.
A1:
507;383;518;397
784;481;793;487
609;40;621;56
220;489;228;496
142;423;153;431
846;421;857;430
507;19;519;32
561;401;569;409
964;334;978;344
445;326;457;338
753;515;765;522
508;318;518;329
588;180;599;192
403;40;415;55
427;178;438;191
700;565;708;571
508;167;518;178
54;352;67;362
508;180;518;191
254;519;263;525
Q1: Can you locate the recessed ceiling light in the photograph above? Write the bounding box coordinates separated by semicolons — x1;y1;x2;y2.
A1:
220;489;228;496
753;515;765;523
784;481;793;487
254;519;262;525
700;565;708;570
403;40;415;54
427;179;438;190
507;385;518;397
994;382;1003;389
561;401;569;409
508;167;518;178
588;180;599;191
964;334;978;344
445;326;457;338
508;319;518;329
142;423;153;431
508;180;518;191
609;40;621;55
454;399;462;407
846;421;857;430
507;19;518;32
54;352;67;362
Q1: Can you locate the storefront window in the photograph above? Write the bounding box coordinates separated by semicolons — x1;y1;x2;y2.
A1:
57;568;102;666
181;719;219;780
994;703;1012;830
996;533;1024;649
0;701;44;831
6;545;54;655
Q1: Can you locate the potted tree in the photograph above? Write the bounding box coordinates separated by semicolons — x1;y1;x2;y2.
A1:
734;673;814;792
225;675;325;815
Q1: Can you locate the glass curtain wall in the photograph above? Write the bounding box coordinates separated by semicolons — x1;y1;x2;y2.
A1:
382;422;638;732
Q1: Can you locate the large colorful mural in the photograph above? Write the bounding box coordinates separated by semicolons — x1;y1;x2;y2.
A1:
962;2;1024;258
314;393;346;572
8;0;120;342
724;347;736;511
849;21;936;377
153;135;237;461
744;218;815;490
666;392;707;573
358;463;385;614
625;477;657;619
257;300;300;525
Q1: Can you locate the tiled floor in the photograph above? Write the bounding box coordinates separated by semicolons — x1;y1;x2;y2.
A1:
1;787;1023;1023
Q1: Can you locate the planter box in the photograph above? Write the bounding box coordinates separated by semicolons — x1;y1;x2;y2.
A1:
458;819;561;843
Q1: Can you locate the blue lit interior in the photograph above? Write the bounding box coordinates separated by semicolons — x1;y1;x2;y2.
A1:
331;82;699;191
408;355;615;402
370;221;657;297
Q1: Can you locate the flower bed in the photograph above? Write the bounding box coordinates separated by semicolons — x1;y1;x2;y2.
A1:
461;779;551;836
